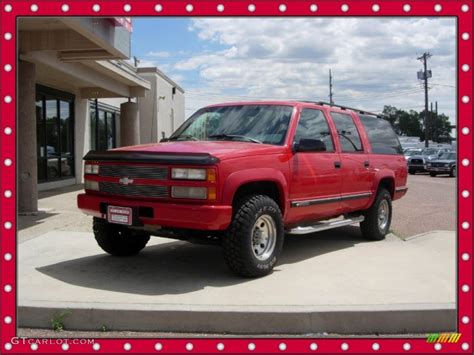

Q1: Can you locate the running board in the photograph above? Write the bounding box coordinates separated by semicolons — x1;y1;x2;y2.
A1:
287;216;365;235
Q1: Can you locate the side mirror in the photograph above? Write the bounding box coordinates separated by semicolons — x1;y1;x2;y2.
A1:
294;138;327;153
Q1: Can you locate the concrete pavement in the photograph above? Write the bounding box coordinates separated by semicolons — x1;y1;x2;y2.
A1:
18;228;455;334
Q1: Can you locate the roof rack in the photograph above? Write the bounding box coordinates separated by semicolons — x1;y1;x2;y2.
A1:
300;100;385;118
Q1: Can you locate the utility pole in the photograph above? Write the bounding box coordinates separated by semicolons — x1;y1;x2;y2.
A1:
329;69;334;104
435;101;438;143
417;52;432;147
430;102;433;142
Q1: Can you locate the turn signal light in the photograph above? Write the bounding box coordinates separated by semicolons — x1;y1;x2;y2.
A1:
207;169;216;182
208;187;217;200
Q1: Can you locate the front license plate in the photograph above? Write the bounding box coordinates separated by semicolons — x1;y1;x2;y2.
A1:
107;206;132;225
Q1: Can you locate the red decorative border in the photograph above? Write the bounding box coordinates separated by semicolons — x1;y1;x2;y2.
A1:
0;0;472;353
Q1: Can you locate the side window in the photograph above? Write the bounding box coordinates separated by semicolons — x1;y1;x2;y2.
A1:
359;115;403;155
293;109;334;152
330;112;363;152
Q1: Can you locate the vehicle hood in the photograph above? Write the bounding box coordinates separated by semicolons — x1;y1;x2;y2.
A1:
111;141;287;161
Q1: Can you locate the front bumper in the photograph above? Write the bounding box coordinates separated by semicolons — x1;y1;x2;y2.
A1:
77;193;232;230
408;164;426;171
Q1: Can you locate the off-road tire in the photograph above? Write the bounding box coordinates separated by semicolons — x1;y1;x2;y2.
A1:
430;172;437;177
93;217;150;256
360;188;392;241
222;195;284;278
408;169;416;175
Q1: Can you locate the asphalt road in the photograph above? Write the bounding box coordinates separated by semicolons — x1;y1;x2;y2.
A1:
391;173;456;238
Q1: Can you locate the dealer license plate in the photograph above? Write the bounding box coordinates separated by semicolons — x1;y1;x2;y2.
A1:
107;206;133;225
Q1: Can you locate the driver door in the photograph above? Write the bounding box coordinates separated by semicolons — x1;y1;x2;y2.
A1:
288;108;343;224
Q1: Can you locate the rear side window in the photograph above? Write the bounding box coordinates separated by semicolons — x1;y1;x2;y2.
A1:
294;109;334;152
359;115;403;155
330;112;363;152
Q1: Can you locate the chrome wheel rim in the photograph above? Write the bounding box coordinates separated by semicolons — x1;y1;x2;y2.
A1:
251;215;277;261
378;199;389;232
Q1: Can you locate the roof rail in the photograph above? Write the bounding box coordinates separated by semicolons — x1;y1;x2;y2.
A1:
300;100;385;118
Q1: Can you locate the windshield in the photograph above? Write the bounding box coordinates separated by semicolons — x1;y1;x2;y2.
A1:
422;148;437;155
438;152;456;160
169;105;294;145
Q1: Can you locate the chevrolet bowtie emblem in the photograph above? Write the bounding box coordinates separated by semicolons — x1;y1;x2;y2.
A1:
118;177;134;185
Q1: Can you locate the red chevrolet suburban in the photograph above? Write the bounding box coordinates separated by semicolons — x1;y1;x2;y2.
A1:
78;101;408;277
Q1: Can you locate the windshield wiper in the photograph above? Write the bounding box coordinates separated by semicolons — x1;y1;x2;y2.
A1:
168;135;199;141
208;134;263;144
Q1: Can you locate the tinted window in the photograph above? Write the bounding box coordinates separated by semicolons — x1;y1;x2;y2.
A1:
330;112;363;152
294;109;334;152
359;115;403;155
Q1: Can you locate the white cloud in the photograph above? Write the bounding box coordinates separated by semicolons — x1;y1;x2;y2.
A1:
177;17;456;123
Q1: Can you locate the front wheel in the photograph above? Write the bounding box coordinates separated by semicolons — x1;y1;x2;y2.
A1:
222;195;284;278
430;172;437;177
93;217;150;256
408;169;416;175
450;166;456;177
360;188;392;241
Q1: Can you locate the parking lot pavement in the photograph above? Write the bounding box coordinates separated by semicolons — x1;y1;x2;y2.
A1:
19;229;455;334
391;173;456;238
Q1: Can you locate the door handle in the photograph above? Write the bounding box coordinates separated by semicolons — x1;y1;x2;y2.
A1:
334;161;342;169
364;160;370;167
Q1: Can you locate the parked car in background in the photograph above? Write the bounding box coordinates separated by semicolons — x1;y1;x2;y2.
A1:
426;151;456;177
404;148;423;161
407;147;448;174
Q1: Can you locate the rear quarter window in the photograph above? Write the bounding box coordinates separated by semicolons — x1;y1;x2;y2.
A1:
359;115;403;155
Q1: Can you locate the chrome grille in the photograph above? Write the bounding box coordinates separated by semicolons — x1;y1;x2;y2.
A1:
99;165;168;180
99;182;168;199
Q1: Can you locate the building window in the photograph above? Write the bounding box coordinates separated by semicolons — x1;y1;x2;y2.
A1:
36;85;75;182
90;100;118;151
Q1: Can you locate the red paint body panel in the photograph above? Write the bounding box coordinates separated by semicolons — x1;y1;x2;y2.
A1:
78;101;408;231
77;193;232;230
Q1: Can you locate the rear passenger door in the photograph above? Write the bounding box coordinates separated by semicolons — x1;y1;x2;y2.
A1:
288;108;343;223
329;111;373;212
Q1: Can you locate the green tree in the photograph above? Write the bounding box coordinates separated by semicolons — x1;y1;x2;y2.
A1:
381;105;451;143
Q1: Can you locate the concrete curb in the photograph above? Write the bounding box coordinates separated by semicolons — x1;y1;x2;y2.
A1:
19;301;456;334
401;230;455;241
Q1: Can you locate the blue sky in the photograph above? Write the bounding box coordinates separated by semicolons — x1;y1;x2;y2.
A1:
130;17;456;123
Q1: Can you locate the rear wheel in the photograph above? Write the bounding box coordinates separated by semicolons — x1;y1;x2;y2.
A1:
222;195;284;278
360;188;392;241
430;172;437;177
93;217;150;256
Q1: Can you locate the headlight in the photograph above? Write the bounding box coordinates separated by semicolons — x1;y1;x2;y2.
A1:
171;168;207;180
426;163;432;167
171;186;207;199
84;163;99;175
84;180;99;191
